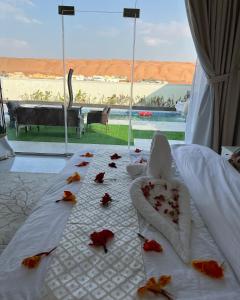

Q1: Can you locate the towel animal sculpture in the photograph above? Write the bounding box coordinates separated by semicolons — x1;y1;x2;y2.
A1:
129;132;191;263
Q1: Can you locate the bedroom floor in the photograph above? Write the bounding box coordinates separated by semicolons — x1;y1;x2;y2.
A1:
0;155;68;173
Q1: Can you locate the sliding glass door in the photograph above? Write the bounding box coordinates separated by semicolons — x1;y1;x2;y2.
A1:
61;2;138;152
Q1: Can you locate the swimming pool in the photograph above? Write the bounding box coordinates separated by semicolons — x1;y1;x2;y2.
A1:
82;108;186;123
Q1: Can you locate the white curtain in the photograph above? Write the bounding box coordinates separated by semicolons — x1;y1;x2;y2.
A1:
185;60;213;146
0;136;14;160
0;85;14;160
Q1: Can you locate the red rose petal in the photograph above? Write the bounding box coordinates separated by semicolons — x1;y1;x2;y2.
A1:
94;172;105;183
89;229;114;253
143;240;163;252
110;153;122;160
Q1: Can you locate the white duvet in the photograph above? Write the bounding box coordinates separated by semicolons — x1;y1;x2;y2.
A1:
134;144;240;299
172;144;240;282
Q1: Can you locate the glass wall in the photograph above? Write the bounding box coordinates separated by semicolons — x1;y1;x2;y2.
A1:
0;0;196;153
1;0;67;154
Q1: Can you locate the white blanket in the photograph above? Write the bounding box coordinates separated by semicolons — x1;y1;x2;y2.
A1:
172;144;240;282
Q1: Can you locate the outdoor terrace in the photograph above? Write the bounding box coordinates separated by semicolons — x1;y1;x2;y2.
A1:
4;102;185;153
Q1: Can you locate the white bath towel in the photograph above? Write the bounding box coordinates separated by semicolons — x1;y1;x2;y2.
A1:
126;164;146;179
147;131;172;180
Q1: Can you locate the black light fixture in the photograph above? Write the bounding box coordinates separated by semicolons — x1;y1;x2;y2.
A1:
123;8;140;18
58;5;75;16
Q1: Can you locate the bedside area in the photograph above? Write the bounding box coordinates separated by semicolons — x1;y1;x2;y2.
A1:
221;146;240;159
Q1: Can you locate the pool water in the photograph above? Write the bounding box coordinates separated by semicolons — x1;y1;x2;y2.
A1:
82;108;186;123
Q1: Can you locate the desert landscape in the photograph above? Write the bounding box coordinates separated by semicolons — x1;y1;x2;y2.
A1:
0;57;195;84
0;57;194;105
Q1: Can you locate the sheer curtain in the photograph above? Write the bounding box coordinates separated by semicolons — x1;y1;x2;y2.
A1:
185;60;213;146
0;136;14;160
185;0;240;152
0;82;14;160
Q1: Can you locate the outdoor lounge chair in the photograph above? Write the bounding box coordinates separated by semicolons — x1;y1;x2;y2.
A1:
86;106;111;129
15;106;83;137
14;68;85;137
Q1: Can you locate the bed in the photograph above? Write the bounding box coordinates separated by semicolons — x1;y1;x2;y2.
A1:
0;144;240;299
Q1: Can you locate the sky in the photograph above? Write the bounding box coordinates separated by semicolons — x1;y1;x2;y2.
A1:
0;0;196;62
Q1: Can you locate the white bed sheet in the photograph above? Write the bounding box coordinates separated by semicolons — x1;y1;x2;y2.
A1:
1;146;240;300
0;149;94;300
172;144;240;282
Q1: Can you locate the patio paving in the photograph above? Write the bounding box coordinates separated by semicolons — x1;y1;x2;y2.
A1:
109;119;185;132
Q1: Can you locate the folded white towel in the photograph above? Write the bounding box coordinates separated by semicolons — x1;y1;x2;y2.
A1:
126;164;146;179
147;131;172;180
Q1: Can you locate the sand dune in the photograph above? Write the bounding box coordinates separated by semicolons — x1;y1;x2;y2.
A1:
0;57;195;84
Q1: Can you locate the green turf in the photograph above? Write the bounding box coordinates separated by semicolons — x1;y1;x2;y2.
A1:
7;124;184;145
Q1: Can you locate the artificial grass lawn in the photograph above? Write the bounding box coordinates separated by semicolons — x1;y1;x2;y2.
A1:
7;124;184;145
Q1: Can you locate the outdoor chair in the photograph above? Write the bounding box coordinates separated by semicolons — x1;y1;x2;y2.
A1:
15;106;84;137
14;68;85;137
6;101;20;128
86;106;111;130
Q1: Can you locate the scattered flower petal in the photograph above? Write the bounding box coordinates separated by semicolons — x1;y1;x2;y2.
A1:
141;185;151;198
143;240;163;252
149;181;155;189
138;233;163;253
22;255;41;269
141;182;155;198
108;162;117;168
138;158;147;164
135;148;142;153
192;260;224;279
89;229;114;253
110;153;122;160
81;152;93;157
101;193;112;206
56;191;77;204
137;276;172;299
75;161;89;167
22;247;56;269
67;172;81;184
94;172;105;183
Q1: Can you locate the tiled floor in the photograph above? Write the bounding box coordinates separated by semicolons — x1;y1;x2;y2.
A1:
10;156;67;173
0;155;68;173
8;141;128;155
